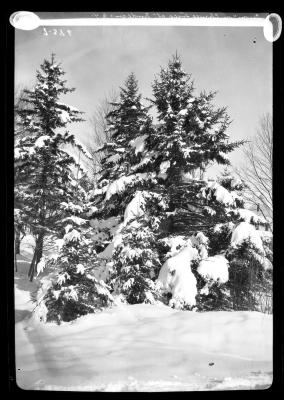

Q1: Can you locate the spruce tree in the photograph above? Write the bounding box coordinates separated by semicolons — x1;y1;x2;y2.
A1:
190;169;272;311
97;73;153;180
107;191;167;304
150;54;244;186
89;74;164;303
36;198;113;324
145;55;271;311
89;73;156;243
14;54;90;281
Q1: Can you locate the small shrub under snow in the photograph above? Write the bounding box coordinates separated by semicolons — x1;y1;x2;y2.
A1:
157;245;199;309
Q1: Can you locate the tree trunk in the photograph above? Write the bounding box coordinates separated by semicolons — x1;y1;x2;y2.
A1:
28;232;44;282
15;228;21;255
14;242;18;272
36;233;44;264
28;250;38;281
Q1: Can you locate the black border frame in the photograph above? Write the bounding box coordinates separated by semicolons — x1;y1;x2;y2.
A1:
4;4;284;395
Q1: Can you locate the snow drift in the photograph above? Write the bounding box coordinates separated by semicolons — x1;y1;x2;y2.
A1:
231;222;264;254
14;259;272;391
157;245;199;308
15;304;272;391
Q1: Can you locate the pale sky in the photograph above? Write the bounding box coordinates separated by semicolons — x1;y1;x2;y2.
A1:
15;19;272;174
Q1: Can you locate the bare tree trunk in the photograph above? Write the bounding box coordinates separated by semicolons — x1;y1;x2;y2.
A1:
14;241;18;273
28;250;38;281
28;232;44;282
15;228;21;255
36;232;44;264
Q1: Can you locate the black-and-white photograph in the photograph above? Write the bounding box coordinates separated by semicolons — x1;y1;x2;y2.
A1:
13;12;273;391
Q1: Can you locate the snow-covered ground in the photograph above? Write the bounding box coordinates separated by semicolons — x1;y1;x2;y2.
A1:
15;256;272;391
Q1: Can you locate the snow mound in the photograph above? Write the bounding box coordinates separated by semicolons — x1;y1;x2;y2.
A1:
197;255;229;284
157;245;199;308
15;302;272;391
231;222;264;254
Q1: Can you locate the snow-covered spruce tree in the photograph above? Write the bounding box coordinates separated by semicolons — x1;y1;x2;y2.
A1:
154;168;272;312
191;169;273;312
36;198;113;324
95;72;154;186
90;73;156;221
145;55;271;311
107;191;168;304
149;54;244;187
139;54;246;251
88;73;156;247
14;54;91;281
87;74;168;303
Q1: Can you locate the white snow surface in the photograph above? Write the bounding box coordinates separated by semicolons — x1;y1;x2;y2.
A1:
124;191;145;224
231;222;264;254
162;235;188;257
97;226;124;260
19;235;35;258
76;264;85;274
62;215;86;226
105;174;138;200
96;191;150;260
157;245;199;308
129;135;148;155
34;135;50;148
195;232;209;245
178;108;188;116
106;154;121;164
14;241;272;391
201;181;238;206
58;110;71;123
15;261;272;391
96;191;148;260
197;255;229;284
233;208;266;224
159;160;171;178
258;229;273;240
63;229;81;243
57;102;79;113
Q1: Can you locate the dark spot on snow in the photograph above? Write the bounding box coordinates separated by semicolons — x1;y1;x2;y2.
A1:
209;362;214;366
253;38;256;43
